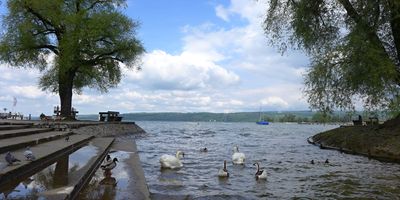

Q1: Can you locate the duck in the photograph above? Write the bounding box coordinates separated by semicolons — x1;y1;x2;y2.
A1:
217;160;229;177
103;154;112;165
310;159;315;164
24;146;36;161
232;145;245;165
325;159;329;164
253;162;267;180
5;152;20;166
160;151;184;169
101;157;118;171
200;147;208;152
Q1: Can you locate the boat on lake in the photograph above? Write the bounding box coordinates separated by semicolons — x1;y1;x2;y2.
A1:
256;107;269;125
256;120;269;125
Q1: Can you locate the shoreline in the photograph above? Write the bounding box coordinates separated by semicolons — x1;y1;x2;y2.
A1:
309;117;400;163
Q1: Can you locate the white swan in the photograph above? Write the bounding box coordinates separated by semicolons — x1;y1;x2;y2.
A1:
253;162;267;180
160;151;184;169
217;160;229;177
232;145;245;165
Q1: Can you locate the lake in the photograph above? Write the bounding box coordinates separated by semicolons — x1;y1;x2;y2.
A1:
135;121;400;199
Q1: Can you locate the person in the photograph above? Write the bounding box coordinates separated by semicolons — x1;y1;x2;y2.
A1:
358;115;362;122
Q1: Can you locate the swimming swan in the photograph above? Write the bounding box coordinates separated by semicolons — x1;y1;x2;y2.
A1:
218;160;229;177
160;151;184;169
232;145;245;165
253;162;267;180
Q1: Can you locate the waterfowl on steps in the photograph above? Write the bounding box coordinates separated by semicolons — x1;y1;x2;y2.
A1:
103;154;112;165
217;160;229;177
160;151;184;169
253;162;267;180
101;157;118;171
24;146;36;161
5;151;20;166
232;145;245;165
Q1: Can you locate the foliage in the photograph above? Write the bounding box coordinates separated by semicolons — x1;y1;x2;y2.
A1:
0;0;144;117
264;0;400;116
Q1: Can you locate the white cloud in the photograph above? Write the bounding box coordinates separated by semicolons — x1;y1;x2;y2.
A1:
125;49;240;91
215;5;230;22
261;96;289;109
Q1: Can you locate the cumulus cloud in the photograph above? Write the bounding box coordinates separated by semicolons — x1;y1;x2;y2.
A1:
125;49;240;90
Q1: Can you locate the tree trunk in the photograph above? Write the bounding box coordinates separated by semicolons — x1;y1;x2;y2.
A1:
59;69;75;119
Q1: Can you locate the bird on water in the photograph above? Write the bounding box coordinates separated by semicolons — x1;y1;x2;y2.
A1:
253;162;267;180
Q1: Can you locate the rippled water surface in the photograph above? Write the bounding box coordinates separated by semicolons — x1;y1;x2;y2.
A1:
135;122;400;199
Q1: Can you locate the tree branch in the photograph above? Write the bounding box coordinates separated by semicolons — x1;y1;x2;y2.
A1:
30;44;59;55
24;4;64;41
86;0;107;11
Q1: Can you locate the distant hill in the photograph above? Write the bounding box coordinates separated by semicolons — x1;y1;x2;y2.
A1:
117;111;348;122
78;111;388;123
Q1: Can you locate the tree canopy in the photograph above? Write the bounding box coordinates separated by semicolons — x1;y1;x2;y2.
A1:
0;0;144;118
264;0;400;116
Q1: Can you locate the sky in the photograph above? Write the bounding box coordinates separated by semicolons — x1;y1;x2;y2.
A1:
0;0;311;116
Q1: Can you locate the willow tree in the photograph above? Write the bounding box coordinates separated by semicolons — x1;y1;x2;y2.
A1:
264;0;400;116
0;0;144;118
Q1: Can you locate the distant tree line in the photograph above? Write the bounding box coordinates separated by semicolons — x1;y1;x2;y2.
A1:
111;111;389;123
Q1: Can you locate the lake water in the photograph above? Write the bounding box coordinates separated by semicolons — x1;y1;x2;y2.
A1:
135;122;400;199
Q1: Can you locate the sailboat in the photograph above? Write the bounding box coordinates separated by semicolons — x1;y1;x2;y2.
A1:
256;108;269;125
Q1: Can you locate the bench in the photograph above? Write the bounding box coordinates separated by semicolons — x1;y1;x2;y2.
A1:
99;111;123;122
366;117;379;125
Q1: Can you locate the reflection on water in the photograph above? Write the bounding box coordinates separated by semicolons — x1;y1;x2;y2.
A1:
136;122;400;199
0;144;100;199
79;151;131;200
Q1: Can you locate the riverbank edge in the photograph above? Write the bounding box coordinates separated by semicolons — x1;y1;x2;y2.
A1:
308;120;400;163
74;122;150;199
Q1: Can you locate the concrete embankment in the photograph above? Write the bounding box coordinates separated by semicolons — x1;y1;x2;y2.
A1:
74;122;150;200
0;120;150;200
309;116;400;163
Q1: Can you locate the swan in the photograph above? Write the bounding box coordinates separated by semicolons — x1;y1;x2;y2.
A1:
160;151;184;169
101;158;118;171
232;145;245;165
253;162;267;180
217;160;229;177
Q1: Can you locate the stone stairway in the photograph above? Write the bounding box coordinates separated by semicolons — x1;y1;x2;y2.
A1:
0;122;115;200
0;127;54;139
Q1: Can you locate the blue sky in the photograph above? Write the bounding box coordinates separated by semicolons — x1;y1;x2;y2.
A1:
0;0;310;116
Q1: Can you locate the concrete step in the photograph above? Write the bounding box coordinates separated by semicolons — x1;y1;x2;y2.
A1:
39;138;115;200
0;131;73;154
0;121;34;126
0;128;54;139
0;125;32;131
0;134;95;188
